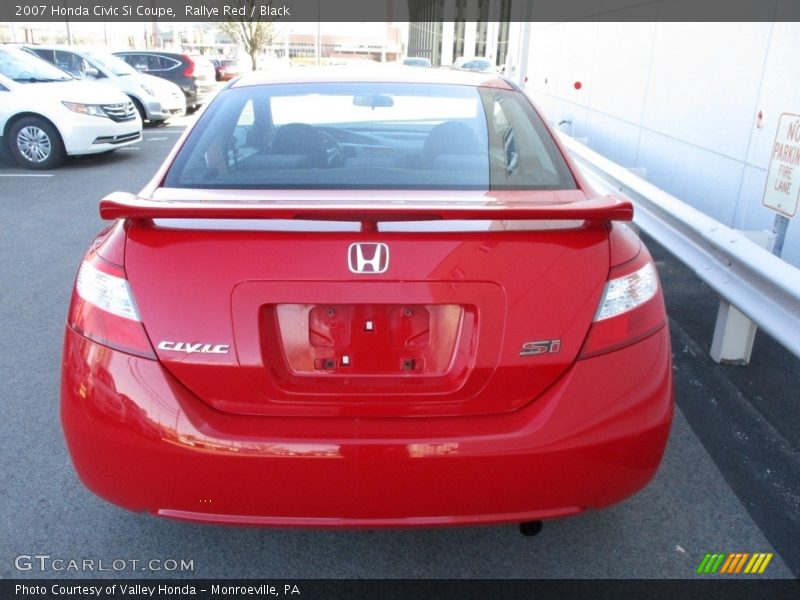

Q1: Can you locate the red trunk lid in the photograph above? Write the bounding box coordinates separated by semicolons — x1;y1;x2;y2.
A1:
122;190;615;417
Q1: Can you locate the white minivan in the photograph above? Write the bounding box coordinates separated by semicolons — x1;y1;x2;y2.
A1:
26;45;185;123
0;46;142;169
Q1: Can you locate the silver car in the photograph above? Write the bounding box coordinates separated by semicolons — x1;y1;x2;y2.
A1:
25;45;185;123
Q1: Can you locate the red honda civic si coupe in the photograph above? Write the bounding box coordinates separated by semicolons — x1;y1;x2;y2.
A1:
61;68;673;529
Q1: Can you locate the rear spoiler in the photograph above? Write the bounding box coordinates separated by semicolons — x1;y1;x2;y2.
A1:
99;192;633;222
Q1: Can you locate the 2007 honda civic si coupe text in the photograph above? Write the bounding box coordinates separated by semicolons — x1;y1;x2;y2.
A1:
61;67;673;529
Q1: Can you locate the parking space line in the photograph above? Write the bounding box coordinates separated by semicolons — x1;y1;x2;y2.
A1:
0;173;54;177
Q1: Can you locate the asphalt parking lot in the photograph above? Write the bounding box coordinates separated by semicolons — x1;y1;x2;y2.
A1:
0;117;798;580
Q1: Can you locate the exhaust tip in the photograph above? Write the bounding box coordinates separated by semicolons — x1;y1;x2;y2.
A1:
519;520;543;537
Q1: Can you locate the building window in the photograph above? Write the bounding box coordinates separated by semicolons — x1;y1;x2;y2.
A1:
475;0;489;57
453;0;466;59
496;0;512;66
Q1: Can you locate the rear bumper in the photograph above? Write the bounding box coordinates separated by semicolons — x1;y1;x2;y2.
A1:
60;326;673;527
144;97;185;121
179;82;214;108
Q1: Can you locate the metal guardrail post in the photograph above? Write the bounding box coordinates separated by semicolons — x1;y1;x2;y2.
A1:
709;230;771;364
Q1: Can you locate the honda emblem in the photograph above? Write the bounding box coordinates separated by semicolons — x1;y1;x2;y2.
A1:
348;243;389;274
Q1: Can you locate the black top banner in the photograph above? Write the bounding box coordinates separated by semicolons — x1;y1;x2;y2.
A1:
2;0;800;23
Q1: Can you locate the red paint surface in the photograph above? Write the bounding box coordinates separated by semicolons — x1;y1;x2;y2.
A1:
62;325;672;526
60;79;673;526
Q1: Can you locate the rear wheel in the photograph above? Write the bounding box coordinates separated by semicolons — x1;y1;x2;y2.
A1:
8;116;65;169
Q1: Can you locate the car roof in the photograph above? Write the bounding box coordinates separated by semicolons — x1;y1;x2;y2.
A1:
230;65;513;90
23;44;104;54
114;50;183;57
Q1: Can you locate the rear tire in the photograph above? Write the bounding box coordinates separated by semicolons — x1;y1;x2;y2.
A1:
8;116;65;169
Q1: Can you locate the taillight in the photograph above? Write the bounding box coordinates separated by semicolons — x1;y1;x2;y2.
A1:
182;54;195;77
579;251;666;359
68;252;155;359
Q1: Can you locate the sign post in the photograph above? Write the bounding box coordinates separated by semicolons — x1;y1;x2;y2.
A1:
771;213;790;257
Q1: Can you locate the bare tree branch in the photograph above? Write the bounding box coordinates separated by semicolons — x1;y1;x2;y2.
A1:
216;0;276;71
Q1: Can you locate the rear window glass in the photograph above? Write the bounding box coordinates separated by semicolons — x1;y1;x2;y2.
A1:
164;82;576;191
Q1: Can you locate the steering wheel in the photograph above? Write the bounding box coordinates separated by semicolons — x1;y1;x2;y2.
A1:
319;130;344;168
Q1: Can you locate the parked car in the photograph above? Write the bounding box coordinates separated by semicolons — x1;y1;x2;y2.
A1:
61;67;672;528
402;57;432;68
210;58;242;81
113;51;216;112
452;56;496;73
0;45;141;169
24;45;185;124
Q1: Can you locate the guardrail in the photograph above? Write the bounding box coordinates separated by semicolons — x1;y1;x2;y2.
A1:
559;132;800;362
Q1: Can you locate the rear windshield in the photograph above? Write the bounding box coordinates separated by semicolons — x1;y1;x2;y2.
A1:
164;82;576;191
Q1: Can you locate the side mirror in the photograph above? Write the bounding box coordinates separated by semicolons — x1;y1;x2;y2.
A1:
84;67;100;78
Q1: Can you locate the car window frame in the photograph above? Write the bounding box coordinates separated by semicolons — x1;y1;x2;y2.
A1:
62;50;107;79
152;55;181;73
163;82;577;192
117;53;181;73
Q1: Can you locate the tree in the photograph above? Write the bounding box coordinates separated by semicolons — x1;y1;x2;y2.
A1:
217;0;276;71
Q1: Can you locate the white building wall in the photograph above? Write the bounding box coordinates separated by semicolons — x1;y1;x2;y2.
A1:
521;22;800;268
441;4;456;66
